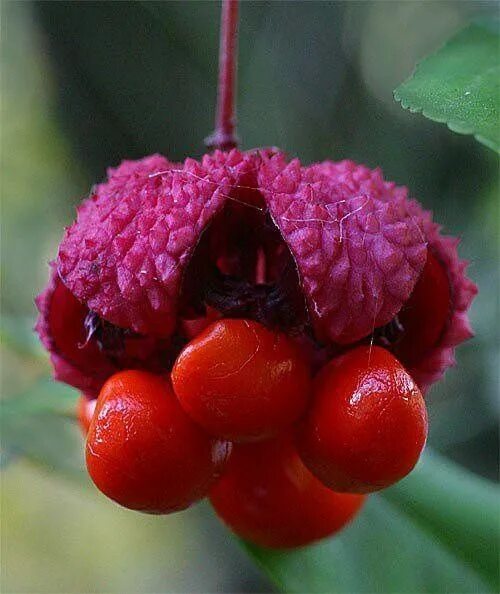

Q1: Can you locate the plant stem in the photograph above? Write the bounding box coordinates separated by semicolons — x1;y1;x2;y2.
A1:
205;0;239;150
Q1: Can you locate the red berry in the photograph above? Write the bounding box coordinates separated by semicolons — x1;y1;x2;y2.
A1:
76;395;96;434
171;319;311;442
393;250;451;366
86;370;231;514
210;435;366;549
297;346;427;494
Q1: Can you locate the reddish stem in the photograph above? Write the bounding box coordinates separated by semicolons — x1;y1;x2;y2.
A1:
205;0;239;151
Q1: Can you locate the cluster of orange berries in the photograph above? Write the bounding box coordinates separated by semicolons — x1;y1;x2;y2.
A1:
79;318;427;549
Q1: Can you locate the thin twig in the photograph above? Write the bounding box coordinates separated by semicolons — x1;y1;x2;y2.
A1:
205;0;240;150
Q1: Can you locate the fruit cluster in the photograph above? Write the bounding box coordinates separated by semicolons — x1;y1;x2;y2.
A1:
80;317;426;548
36;149;476;549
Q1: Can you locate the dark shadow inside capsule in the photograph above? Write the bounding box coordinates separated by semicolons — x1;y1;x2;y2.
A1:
179;194;309;335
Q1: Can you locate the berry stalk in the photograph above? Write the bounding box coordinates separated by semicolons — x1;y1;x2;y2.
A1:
206;0;239;150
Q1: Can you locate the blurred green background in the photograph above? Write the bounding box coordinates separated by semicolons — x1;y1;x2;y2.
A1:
1;1;498;593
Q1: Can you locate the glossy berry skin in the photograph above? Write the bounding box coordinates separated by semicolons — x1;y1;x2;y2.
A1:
297;346;427;494
77;395;96;434
172;319;311;442
210;435;366;549
86;370;232;514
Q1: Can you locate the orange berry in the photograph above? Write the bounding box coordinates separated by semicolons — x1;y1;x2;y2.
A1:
86;370;231;513
297;346;427;493
210;435;366;548
172;319;311;442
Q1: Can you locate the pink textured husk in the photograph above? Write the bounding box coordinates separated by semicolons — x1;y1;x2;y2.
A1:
57;152;248;337
257;155;427;344
57;150;427;343
36;149;476;393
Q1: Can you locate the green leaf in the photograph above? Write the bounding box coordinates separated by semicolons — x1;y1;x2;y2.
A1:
394;19;500;152
384;450;499;586
1;378;85;480
243;452;498;593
